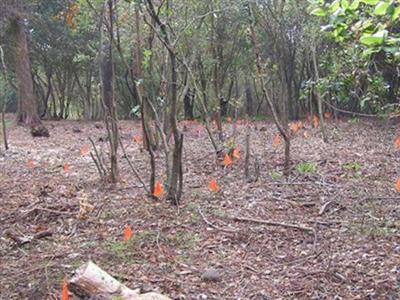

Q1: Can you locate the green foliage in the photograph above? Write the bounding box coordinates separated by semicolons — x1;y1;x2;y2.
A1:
349;117;361;123
270;170;283;180
107;229;199;262
302;0;399;115
309;0;400;60
142;49;152;71
130;105;141;118
342;162;363;177
296;161;317;174
303;57;389;114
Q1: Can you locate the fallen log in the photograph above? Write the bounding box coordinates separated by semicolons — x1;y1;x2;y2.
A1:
69;261;171;300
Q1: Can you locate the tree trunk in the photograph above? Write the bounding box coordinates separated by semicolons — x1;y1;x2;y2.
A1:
245;78;253;118
145;0;183;204
183;80;194;120
14;15;41;127
84;69;93;120
166;53;182;205
248;4;290;175
311;44;328;143
101;0;119;183
40;70;52;119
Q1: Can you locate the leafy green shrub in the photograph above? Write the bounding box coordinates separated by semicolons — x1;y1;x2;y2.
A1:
296;161;317;174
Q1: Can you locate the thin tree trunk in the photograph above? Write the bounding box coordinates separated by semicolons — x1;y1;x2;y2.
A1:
311;44;328;143
146;0;183;205
245;78;254;118
0;45;10;150
248;3;290;175
40;70;52;119
100;0;119;183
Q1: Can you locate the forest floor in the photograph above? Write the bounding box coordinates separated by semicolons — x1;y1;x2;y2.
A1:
1;115;400;300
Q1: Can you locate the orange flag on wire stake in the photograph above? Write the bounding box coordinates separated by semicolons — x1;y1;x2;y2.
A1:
395;178;400;192
394;137;400;149
289;122;300;133
312;114;319;128
223;154;233;166
27;160;36;169
208;178;219;192
61;277;69;300
233;148;241;159
324;112;332;120
63;162;70;172
133;134;143;144
273;134;281;147
124;225;133;241
80;144;90;156
153;181;164;198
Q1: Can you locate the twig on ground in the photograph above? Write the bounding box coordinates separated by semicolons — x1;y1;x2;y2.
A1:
198;207;237;233
119;137;150;194
4;229;53;246
89;137;107;177
21;207;74;218
319;201;335;215
270;196;316;208
229;215;314;233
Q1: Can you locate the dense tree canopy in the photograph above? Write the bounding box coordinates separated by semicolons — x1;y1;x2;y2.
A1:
0;0;398;123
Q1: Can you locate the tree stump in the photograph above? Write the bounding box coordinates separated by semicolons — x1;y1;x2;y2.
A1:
30;125;50;137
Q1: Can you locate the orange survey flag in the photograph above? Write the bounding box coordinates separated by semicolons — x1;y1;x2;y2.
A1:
153;181;164;198
61;277;69;300
80;144;90;156
124;225;133;241
289;122;300;133
395;178;400;192
273;134;281;147
312;114;319;128
208;178;219;192
233;148;241;159
63;162;70;172
223;154;233;166
133;134;143;144
394;136;400;149
296;121;304;129
324;112;332;120
27;160;36;169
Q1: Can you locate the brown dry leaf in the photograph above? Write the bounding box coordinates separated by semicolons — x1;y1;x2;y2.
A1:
78;200;94;220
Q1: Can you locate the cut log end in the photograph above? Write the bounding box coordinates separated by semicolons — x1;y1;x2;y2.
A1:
69;261;171;300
